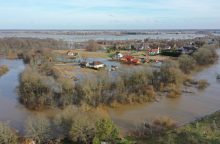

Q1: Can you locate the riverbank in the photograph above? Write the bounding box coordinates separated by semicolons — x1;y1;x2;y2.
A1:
130;110;220;144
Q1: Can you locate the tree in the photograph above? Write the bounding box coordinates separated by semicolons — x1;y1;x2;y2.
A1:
86;40;101;51
0;122;18;144
25;117;51;144
95;119;119;143
193;47;218;65
178;54;196;74
68;115;96;143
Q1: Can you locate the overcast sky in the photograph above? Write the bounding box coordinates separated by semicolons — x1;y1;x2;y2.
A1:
0;0;219;29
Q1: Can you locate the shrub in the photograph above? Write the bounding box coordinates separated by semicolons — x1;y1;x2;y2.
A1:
153;116;177;129
19;66;75;110
68;115;96;143
52;107;101;142
0;65;9;77
193;48;218;65
197;80;209;90
166;84;181;98
56;78;75;107
95;119;120;143
19;67;54;110
0;122;18;144
0;37;68;51
86;40;101;51
25;117;51;144
150;60;185;90
74;69;155;107
178;54;196;74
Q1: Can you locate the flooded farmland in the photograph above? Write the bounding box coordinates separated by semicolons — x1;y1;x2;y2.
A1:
0;30;206;42
0;49;220;134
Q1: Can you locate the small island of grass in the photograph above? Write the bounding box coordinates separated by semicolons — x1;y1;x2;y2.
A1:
0;65;9;77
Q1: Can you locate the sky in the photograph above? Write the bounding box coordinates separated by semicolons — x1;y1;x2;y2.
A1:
0;0;220;29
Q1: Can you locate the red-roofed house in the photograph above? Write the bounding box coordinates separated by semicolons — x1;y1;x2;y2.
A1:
148;47;160;56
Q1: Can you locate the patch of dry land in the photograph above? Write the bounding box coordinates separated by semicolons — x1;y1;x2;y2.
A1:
53;49;109;58
0;65;9;77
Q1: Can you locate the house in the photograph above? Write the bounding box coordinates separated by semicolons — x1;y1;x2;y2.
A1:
80;61;105;69
148;47;160;56
164;46;171;50
66;50;75;56
115;52;123;59
90;61;105;69
180;46;197;54
80;61;89;68
120;55;141;65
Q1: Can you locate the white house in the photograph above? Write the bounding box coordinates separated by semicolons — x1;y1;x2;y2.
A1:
67;50;75;56
115;52;123;59
91;61;105;69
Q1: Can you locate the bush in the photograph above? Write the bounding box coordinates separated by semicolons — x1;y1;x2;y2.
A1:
166;84;181;98
75;69;155;107
86;40;101;51
0;37;68;51
0;122;18;144
52;107;101;143
0;65;9;77
178;54;196;74
131;116;177;139
68;115;96;143
25;117;51;144
193;48;218;65
19;67;75;110
150;60;185;90
153;116;177;129
19;67;54;110
95;119;120;143
197;80;209;90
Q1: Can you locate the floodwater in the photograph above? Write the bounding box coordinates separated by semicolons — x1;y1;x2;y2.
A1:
0;59;30;131
0;59;56;133
0;50;220;134
109;49;220;133
0;30;205;42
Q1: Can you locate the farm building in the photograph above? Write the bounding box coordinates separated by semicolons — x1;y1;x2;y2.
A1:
115;52;123;59
80;61;105;69
148;47;160;56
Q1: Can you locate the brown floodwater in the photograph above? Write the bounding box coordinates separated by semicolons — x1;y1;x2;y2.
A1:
109;49;220;133
0;59;30;131
0;50;220;134
0;59;56;133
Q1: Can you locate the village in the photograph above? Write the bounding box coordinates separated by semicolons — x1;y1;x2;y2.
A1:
45;37;217;81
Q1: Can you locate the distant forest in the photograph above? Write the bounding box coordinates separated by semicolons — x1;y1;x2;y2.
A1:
0;37;68;51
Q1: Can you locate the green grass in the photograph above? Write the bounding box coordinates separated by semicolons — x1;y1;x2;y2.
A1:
129;111;220;144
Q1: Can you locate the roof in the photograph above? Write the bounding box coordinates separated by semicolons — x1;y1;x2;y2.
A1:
182;46;197;51
149;49;159;53
92;61;103;65
123;55;134;60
